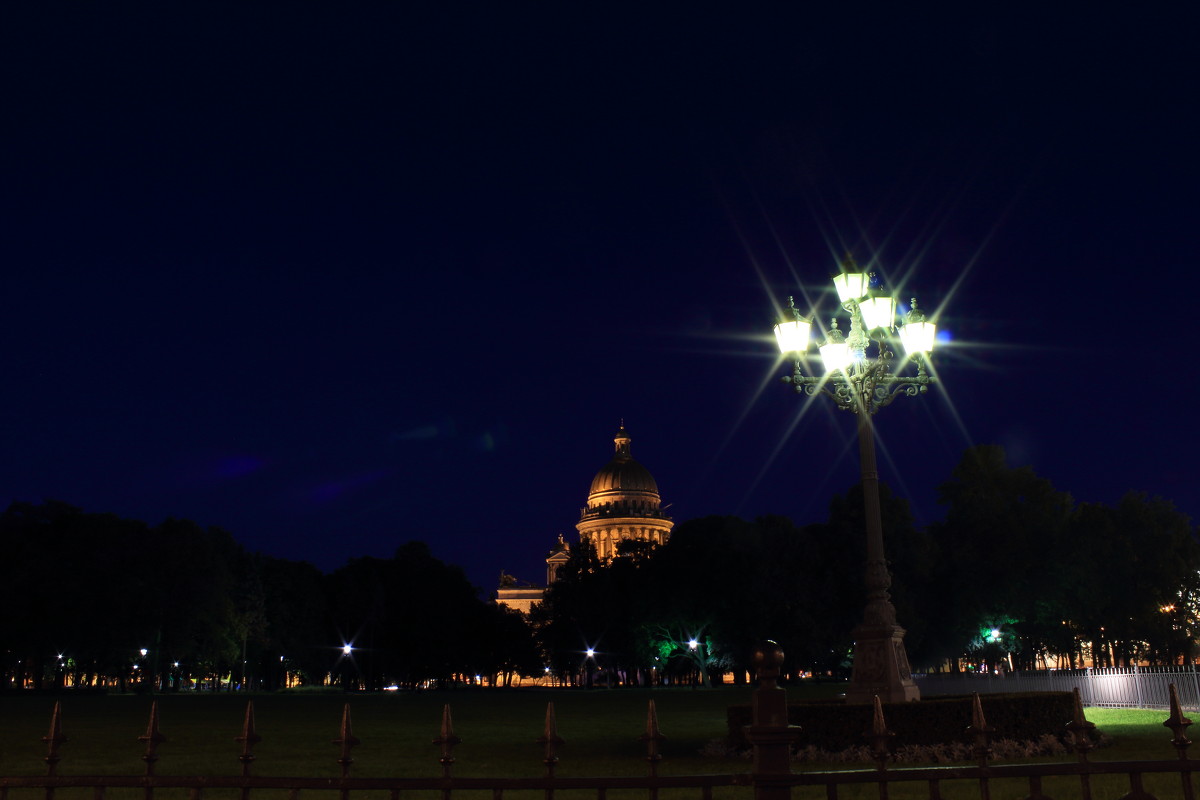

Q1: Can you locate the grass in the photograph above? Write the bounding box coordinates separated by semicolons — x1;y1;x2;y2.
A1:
1;687;1195;800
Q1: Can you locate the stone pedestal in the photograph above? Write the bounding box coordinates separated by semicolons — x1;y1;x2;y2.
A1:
846;623;921;704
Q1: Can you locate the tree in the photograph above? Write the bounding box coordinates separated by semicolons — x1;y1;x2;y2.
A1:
533;515;836;685
926;445;1074;670
473;603;542;686
257;555;329;687
809;484;937;673
531;539;655;685
325;541;493;688
1068;494;1200;666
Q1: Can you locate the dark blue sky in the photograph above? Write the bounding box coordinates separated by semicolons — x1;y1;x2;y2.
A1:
2;6;1195;591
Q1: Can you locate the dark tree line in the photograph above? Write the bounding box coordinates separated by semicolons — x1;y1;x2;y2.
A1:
4;445;1195;691
0;501;540;691
923;446;1200;671
531;445;1200;682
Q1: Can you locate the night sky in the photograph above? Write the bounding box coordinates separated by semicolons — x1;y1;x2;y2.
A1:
3;7;1195;593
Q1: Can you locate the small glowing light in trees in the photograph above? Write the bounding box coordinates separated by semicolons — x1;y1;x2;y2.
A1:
987;628;1001;643
688;639;699;650
342;644;352;655
140;649;148;657
586;648;595;658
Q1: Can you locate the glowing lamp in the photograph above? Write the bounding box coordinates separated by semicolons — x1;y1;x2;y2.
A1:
773;318;811;354
898;297;936;354
859;294;897;331
900;320;936;354
820;342;851;373
819;319;851;373
832;271;869;303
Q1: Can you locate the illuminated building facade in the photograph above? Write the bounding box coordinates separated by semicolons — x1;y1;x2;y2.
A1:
571;424;673;566
497;423;672;611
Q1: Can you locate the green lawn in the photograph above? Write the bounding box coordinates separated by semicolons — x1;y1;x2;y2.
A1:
1;686;769;778
1;687;1194;800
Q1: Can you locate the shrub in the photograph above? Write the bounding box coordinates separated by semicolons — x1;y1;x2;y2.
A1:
727;692;1079;752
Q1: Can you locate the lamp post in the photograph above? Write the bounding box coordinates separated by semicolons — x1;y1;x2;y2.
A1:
774;257;937;703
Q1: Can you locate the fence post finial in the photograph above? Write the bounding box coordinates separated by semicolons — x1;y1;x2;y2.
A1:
433;704;461;777
333;704;360;778
43;701;67;777
866;695;894;771
235;701;261;777
138;700;166;776
536;702;564;778
1165;683;1193;760
640;699;666;776
965;693;992;767
1065;687;1096;762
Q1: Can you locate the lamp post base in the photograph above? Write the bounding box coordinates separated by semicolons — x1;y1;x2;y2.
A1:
846;623;921;704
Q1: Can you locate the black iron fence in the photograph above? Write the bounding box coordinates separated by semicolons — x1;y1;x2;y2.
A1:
4;645;1200;800
918;665;1200;711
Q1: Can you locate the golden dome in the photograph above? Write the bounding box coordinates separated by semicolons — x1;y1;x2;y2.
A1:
576;423;673;562
583;425;664;512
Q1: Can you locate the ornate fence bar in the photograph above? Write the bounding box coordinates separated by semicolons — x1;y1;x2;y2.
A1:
919;665;1200;711
5;645;1200;800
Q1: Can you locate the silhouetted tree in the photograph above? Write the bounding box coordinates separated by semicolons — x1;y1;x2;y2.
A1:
926;445;1074;670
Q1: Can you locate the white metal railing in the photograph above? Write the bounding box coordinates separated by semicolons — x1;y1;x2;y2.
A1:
917;665;1200;710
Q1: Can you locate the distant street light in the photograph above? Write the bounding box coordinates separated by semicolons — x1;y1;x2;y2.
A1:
584;647;596;689
774;256;937;703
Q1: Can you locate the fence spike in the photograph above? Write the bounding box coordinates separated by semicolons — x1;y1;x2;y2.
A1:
536;702;564;777
965;693;992;766
1164;683;1194;759
640;699;666;774
332;703;360;778
235;701;261;776
137;701;166;776
1065;687;1096;762
43;701;68;776
865;696;894;771
433;704;461;777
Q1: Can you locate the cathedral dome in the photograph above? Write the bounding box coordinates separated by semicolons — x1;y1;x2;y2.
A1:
575;422;673;563
588;454;659;495
583;425;663;510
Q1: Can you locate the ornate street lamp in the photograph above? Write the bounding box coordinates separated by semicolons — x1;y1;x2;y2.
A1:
774;256;937;703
